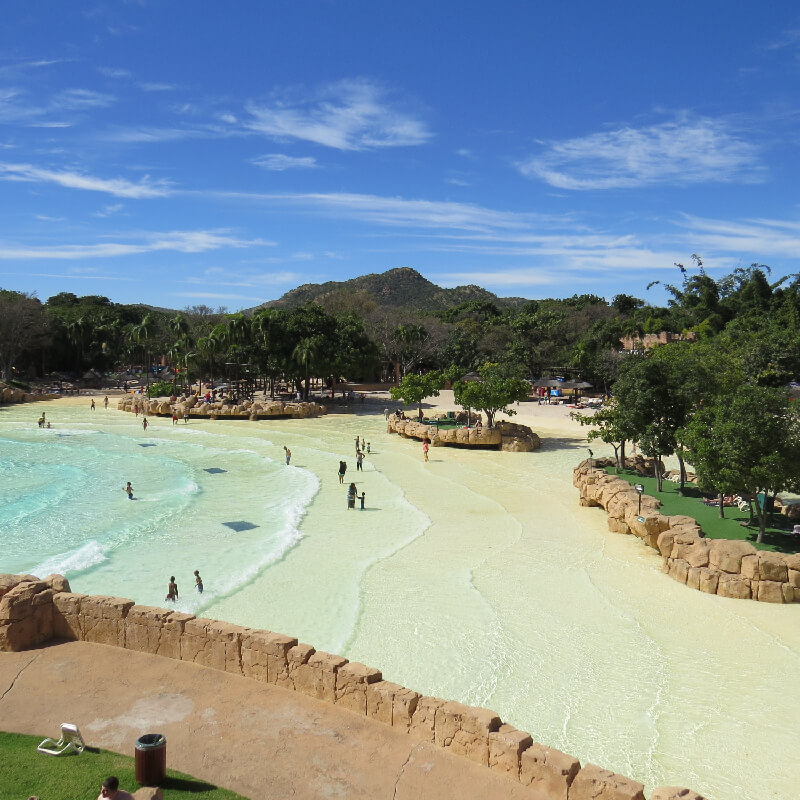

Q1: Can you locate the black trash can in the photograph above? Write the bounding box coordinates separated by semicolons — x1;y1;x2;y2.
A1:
135;733;167;786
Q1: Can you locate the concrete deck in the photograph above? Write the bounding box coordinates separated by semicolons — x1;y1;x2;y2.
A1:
0;640;548;800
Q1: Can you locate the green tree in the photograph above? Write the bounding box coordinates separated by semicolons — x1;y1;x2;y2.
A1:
452;362;529;428
0;291;48;381
683;385;800;542
390;370;446;415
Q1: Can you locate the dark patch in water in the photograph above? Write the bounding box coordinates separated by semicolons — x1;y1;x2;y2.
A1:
204;467;227;474
139;443;157;447
222;520;258;532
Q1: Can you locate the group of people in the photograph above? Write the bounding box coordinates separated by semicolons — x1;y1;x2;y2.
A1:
37;412;50;428
165;570;203;601
89;396;110;411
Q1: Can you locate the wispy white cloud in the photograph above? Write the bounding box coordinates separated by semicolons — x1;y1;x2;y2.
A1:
53;88;115;110
97;66;132;78
0;229;272;260
93;203;125;217
138;82;177;92
212;190;549;232
518;115;764;190
252;153;318;171
34;214;65;222
678;214;800;259
244;78;431;151
0;162;173;198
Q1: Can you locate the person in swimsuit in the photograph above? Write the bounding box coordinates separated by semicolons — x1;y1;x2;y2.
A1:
166;576;178;602
347;482;357;509
423;438;430;462
104;396;109;409
284;446;291;465
142;417;148;431
356;450;364;471
91;399;95;411
359;492;366;510
194;570;203;593
123;482;134;500
338;460;347;484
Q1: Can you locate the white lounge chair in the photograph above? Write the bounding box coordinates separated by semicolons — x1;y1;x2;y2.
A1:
37;723;85;756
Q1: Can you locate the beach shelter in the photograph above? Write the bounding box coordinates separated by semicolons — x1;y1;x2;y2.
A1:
561;379;593;402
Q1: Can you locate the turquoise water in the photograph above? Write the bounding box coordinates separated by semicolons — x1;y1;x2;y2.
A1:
0;404;320;615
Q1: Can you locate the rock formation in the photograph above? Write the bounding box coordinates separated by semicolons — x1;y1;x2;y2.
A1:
387;415;540;452
574;459;800;604
117;395;326;420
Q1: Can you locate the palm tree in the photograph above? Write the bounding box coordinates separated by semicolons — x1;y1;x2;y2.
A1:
292;336;321;400
131;313;154;393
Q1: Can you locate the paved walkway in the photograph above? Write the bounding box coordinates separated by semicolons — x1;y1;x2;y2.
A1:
1;641;548;800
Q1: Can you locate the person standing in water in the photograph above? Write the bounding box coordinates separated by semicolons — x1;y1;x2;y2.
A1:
142;416;148;431
347;482;357;509
423;437;430;462
356;450;364;471
90;398;95;411
338;460;347;484
123;481;134;500
283;446;292;465
194;570;203;593
166;576;178;602
359;491;366;510
103;395;109;409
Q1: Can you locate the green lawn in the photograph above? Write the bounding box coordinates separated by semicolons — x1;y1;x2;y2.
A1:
0;732;245;800
604;467;799;554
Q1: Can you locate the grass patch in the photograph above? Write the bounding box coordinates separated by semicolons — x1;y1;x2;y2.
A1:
604;467;799;554
0;732;245;800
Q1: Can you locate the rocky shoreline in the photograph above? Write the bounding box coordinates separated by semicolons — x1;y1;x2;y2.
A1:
117;393;326;420
574;458;800;603
387;414;541;452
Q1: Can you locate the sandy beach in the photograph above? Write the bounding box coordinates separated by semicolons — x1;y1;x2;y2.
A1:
3;391;800;800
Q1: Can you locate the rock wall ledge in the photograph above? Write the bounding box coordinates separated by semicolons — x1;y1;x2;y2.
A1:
0;573;703;800
574;458;800;603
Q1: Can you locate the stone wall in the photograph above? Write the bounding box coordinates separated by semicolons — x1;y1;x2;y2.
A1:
117;395;326;421
574;459;800;604
0;384;61;405
0;573;706;800
387;415;540;452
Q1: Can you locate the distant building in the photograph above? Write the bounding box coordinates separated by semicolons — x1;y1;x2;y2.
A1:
619;331;697;352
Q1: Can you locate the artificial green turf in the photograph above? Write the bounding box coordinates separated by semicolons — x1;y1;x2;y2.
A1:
604;467;799;554
0;732;245;800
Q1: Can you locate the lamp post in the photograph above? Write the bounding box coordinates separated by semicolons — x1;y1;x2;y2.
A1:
635;483;644;515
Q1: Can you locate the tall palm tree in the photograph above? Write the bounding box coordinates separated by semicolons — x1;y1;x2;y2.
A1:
131;313;154;393
292;336;321;400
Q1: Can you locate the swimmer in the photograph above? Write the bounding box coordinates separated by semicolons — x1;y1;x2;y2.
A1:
123;482;134;500
194;570;203;593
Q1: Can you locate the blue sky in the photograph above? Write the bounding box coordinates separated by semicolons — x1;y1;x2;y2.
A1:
2;1;800;310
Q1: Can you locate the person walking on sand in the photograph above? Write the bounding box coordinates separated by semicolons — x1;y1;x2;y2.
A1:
166;576;178;602
384;408;389;421
347;482;357;509
284;446;292;465
90;398;95;411
194;570;203;593
338;460;347;484
142;416;148;431
123;481;134;500
172;411;178;425
104;395;109;409
423;437;430;462
359;491;366;510
356;450;364;471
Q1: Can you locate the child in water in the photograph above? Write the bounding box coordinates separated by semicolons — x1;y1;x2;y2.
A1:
123;482;134;500
194;570;203;593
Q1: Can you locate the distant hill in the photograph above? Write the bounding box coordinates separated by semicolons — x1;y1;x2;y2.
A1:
250;267;527;313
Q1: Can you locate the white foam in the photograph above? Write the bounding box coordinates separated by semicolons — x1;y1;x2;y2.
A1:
33;540;107;577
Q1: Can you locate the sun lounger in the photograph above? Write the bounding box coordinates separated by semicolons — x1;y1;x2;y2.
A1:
37;723;85;756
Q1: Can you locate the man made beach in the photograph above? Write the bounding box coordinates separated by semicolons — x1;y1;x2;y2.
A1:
2;393;800;799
